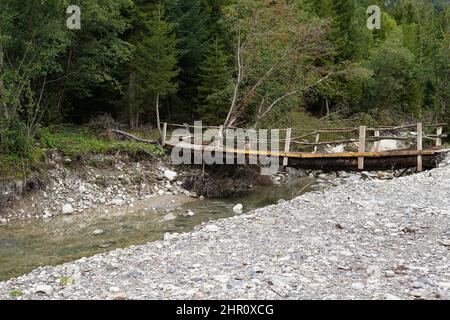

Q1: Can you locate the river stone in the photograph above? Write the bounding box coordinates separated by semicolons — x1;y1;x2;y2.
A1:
62;204;75;215
233;204;243;214
92;229;104;236
36;284;54;295
164;170;178;182
112;199;124;206
163;213;176;221
187;210;195;217
205;224;220;232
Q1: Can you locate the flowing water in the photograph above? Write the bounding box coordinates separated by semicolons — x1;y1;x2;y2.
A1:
0;176;316;281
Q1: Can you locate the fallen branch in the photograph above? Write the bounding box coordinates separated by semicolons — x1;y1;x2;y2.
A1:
109;129;157;144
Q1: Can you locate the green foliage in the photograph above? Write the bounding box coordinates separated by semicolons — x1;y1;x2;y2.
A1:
364;27;421;116
1;0;449;176
196;37;232;124
9;290;23;298
40;126;164;159
59;276;75;286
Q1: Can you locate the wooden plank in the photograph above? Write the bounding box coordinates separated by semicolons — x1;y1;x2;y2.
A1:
166;141;438;159
162;122;167;147
358;126;366;170
417;123;423;172
283;128;292;166
436;126;443;147
374;130;380;152
313;133;320;153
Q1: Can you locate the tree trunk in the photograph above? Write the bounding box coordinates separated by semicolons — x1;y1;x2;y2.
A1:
0;43;6;109
128;71;136;129
156;92;161;133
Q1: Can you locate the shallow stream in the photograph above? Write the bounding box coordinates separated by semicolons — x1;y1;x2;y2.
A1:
0;176;316;281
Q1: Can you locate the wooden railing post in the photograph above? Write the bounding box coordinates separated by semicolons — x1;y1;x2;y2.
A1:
417;122;423;172
358;126;366;170
162;122;167;146
436;125;443;147
374;130;380;152
313;133;320;153
283;128;292;166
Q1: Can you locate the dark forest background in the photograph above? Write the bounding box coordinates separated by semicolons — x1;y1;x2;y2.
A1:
0;0;449;171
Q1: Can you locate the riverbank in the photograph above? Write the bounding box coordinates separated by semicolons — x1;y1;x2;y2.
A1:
1;155;448;300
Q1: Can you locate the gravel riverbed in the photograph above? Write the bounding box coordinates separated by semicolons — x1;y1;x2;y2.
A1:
1;156;449;300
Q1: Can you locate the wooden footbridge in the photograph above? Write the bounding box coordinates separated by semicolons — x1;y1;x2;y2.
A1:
160;122;448;172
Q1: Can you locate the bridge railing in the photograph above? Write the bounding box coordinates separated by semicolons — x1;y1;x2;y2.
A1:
162;122;447;172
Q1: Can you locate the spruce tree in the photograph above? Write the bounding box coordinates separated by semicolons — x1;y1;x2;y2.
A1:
125;2;179;130
196;36;231;125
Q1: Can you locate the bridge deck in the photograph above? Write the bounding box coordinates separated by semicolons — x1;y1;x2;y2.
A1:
166;142;449;171
163;122;448;171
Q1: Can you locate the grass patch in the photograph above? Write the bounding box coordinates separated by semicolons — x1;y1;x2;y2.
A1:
59;276;75;286
39;125;164;159
9;290;23;298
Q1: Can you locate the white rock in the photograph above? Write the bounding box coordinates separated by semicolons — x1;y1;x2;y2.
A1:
205;224;220;232
351;282;365;290
43;212;52;220
79;185;87;193
163;213;176;221
36;284;54;295
164;170;178;182
112;199;124;206
164;232;176;241
233;204;244;214
92;229;104;235
62;204;75;215
187;210;195;217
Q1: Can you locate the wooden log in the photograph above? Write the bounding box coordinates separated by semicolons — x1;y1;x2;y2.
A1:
436;126;443;147
368;123;447;132
374;130;380;152
110;129;157;144
358;126;366;170
417;123;423;172
313;133;320;153
283;128;292;166
291;139;356;146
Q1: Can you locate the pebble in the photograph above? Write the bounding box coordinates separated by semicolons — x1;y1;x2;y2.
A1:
62;204;75;215
205;224;220;232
